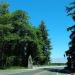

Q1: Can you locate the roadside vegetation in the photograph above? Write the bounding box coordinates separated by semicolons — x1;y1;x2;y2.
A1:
50;63;66;66
65;1;75;72
0;3;52;69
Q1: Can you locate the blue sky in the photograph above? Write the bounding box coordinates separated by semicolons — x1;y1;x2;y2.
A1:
3;0;75;63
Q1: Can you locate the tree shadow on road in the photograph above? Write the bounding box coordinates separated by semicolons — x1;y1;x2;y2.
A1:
43;67;70;74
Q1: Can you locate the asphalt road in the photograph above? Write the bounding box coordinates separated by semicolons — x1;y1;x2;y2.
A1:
8;67;70;75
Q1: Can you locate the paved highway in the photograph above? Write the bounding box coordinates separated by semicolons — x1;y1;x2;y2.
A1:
9;67;70;75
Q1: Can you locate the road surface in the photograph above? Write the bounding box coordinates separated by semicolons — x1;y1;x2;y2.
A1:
8;66;70;75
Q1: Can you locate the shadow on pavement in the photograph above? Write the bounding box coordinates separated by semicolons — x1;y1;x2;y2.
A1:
43;67;70;74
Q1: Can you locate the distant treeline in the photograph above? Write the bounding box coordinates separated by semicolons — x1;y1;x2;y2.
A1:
50;63;66;66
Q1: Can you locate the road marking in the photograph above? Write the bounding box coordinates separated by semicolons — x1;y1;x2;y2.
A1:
33;71;47;75
56;72;58;75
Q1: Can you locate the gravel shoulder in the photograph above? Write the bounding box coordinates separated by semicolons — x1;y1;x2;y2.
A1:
0;66;65;75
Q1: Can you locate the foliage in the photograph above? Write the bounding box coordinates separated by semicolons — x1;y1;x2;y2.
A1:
38;21;51;65
65;1;75;72
0;3;52;68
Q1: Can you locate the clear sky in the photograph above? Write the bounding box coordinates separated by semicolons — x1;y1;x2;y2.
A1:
2;0;75;63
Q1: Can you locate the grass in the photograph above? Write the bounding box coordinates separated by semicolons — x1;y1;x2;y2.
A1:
6;66;26;69
0;66;27;70
0;63;66;70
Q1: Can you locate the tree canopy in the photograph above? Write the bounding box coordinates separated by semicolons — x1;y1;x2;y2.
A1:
65;1;75;72
0;3;52;68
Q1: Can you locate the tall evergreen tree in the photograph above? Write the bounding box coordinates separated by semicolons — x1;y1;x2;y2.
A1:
65;2;75;72
39;21;51;64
